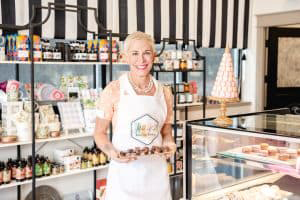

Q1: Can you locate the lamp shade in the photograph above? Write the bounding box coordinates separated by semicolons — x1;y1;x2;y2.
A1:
211;48;239;100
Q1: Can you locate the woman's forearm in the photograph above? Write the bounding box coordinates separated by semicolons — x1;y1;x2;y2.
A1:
93;118;117;157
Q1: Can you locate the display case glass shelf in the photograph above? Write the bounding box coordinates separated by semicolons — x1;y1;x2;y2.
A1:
185;108;300;200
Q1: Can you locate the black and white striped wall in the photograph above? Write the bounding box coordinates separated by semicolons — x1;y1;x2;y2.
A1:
0;0;251;49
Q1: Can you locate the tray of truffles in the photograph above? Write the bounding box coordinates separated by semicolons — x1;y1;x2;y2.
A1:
218;184;292;200
118;146;171;159
218;143;300;166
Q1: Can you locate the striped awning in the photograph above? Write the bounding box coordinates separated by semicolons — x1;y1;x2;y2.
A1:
0;0;251;49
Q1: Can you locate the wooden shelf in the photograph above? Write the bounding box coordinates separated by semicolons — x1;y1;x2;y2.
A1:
0;165;108;190
0;132;93;148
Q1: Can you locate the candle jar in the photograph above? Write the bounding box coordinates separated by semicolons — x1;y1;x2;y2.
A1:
176;50;182;59
51;164;59;176
59;165;64;174
187;60;193;70
186;93;193;104
178;94;186;104
173;60;180;70
179;59;187;71
164;60;173;71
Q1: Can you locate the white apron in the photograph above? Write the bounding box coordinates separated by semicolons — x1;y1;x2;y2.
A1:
105;73;172;200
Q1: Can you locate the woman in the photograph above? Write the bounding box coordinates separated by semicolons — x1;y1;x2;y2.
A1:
94;31;176;200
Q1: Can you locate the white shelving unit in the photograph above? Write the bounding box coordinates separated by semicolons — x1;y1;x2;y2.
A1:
0;61;127;65
0;132;94;148
0;165;108;190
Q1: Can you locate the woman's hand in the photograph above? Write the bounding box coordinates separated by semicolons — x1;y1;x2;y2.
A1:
162;142;177;159
110;150;137;163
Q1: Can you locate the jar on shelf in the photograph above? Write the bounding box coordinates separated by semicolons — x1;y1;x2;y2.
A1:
178;93;186;104
182;51;193;60
59;165;64;174
179;59;187;71
170;50;177;60
184;83;190;92
187;60;193;70
176;83;185;93
185;93;193;103
51;164;59;176
176;50;182;59
173;60;180;70
164;60;173;71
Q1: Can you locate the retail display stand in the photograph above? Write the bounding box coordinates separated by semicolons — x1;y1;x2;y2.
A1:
209;47;239;126
0;3;114;200
154;38;206;176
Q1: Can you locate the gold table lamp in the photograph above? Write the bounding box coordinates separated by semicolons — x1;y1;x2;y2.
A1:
209;47;239;126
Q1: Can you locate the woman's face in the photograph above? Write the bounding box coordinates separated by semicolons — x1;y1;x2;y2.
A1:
126;40;154;77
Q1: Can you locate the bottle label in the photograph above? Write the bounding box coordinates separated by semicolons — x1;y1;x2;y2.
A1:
0;171;3;183
34;51;42;59
100;53;108;61
89;53;97;61
16;168;22;180
81;53;87;60
3;170;11;183
112;53;118;61
25;166;32;178
18;50;29;58
53;52;62;60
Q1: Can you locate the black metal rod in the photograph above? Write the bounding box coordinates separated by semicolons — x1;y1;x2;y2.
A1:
203;57;206;118
93;64;97;88
185;124;192;199
17;144;21;200
93;171;97;200
29;23;36;200
173;71;177;174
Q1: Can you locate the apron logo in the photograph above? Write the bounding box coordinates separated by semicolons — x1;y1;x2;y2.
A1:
131;114;159;145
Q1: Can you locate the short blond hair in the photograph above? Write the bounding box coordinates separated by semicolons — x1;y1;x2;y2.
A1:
124;31;155;53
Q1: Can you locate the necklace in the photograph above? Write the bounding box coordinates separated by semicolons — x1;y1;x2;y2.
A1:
128;74;154;94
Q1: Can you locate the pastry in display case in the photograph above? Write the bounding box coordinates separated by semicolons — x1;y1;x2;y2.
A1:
185;108;300;200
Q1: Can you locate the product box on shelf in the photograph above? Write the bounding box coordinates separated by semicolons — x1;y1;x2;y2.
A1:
96;178;107;200
1;101;23;135
53;147;75;161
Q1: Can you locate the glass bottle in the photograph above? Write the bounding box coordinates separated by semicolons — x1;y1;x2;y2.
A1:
83;147;89;160
88;149;93;161
92;148;99;166
35;158;43;178
3;163;11;184
100;150;107;165
0;162;4;185
43;157;51;176
25;160;32;180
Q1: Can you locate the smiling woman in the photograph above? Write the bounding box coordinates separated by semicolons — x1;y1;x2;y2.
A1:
94;31;176;200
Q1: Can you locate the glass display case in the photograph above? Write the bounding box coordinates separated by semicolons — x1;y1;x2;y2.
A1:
185;108;300;200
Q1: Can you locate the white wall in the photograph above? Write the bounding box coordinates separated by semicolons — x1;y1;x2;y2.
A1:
243;0;300;112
